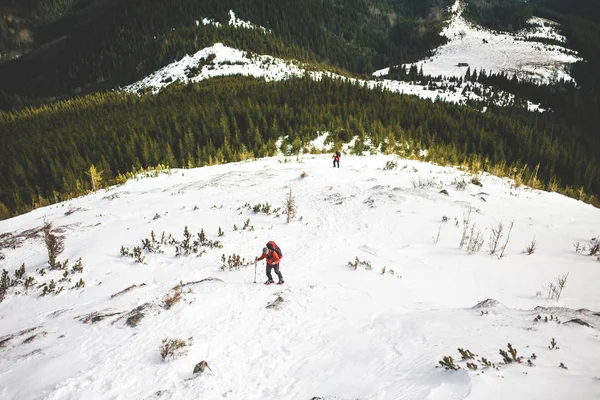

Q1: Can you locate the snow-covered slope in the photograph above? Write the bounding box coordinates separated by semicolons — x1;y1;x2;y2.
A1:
374;1;580;83
2;143;600;399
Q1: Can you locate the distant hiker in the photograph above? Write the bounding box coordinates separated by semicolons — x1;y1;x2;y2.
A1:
256;241;284;285
332;151;341;168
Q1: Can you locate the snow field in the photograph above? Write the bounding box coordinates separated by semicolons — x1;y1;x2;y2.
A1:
1;150;600;400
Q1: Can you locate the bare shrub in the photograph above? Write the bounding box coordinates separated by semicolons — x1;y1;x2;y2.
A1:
459;208;472;249
548;338;559;350
544;273;569;300
164;285;183;309
588;239;600;256
300;171;308;178
524;237;537;255
160;338;189;361
488;221;504;255
467;224;485;253
284;188;297;223
433;226;441;244
410;176;435;189
498;220;515;259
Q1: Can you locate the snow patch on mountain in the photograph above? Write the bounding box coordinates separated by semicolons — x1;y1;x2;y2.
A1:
196;10;270;33
124;43;542;111
374;1;580;83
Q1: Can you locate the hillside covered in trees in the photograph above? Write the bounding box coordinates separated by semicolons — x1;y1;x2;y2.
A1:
0;0;454;100
0;0;600;220
1;76;598;220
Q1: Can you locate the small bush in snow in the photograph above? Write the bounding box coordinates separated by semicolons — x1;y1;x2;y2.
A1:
573;241;584;253
384;160;398;170
545;273;569;300
42;219;65;270
458;348;476;360
454;178;468;191
471;175;483;187
548;338;559;350
221;253;251;271
71;257;84;273
300;171;308;178
348;256;372;270
24;276;35;291
410;176;436;189
133;247;145;264
14;263;25;281
164;285;183;309
479;357;496;368
438;356;460;370
466;362;478;371
250;202;273;215
559;362;568;369
499;343;522;364
160;337;189;361
0;269;9;302
524;237;537;255
41;280;63;296
588;239;599;256
467;224;485;254
218;227;224;237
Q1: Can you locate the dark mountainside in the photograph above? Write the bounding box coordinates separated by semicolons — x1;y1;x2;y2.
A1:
0;0;599;220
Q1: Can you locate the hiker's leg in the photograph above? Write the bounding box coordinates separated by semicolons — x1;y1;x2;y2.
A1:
266;264;274;281
274;264;283;281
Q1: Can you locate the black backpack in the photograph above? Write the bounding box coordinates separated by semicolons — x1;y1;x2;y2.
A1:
336;151;341;157
266;241;283;258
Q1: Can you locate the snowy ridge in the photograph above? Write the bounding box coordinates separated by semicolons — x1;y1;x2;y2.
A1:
374;1;580;83
1;142;600;399
124;43;542;111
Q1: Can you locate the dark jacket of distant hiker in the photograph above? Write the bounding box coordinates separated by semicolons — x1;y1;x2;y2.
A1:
257;246;283;284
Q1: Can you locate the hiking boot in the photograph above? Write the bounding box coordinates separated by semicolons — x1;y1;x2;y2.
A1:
277;281;285;285
264;280;274;285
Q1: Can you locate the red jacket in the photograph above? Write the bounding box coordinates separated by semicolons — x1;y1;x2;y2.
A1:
257;249;281;265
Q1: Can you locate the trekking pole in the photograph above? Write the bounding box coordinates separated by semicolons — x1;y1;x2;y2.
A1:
254;261;257;284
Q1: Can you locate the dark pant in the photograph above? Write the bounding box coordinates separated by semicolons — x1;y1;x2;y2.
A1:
333;159;339;168
266;263;283;282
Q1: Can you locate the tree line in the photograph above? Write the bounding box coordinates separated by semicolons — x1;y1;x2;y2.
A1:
0;75;598;220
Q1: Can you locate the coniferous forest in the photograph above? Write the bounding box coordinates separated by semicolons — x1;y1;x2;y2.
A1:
0;0;600;220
